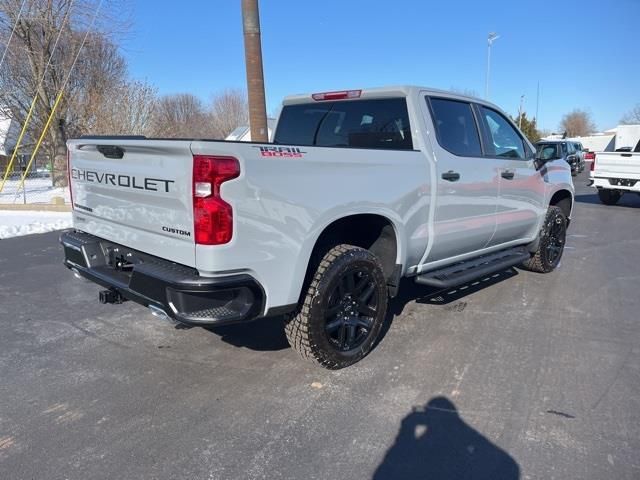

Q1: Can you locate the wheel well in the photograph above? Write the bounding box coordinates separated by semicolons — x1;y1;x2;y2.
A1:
550;190;573;219
308;214;398;282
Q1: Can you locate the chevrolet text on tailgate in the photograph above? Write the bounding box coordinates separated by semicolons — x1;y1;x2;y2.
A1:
62;86;575;369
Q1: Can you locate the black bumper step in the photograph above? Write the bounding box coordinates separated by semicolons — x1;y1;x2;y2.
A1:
60;230;265;326
415;247;531;289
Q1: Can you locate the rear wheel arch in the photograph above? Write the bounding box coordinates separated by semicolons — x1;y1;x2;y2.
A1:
304;214;401;287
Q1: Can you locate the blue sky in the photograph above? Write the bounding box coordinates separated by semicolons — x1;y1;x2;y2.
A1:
123;0;639;132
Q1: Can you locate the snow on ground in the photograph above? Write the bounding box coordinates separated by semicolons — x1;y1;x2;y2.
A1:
0;210;72;239
0;177;70;205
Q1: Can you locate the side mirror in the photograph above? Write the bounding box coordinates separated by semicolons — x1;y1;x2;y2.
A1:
533;157;548;170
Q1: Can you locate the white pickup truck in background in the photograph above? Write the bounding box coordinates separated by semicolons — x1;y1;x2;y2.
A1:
590;139;640;205
61;86;574;369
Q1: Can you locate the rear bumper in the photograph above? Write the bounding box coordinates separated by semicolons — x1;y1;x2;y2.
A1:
591;176;640;192
60;230;265;326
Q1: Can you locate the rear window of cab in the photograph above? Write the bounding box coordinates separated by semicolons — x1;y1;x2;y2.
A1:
274;98;413;150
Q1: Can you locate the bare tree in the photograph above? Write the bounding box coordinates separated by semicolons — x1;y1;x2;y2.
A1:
538;129;553;140
559;109;596;137
210;89;248;139
620;104;640;125
151;93;212;138
88;80;158;136
0;0;130;185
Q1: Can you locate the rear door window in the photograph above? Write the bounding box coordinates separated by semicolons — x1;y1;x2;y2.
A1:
428;97;482;157
274;98;413;150
479;106;525;159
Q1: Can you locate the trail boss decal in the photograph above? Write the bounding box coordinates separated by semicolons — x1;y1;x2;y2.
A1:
253;146;306;158
71;168;174;193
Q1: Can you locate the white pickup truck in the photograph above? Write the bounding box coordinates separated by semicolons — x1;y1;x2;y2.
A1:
590;139;640;205
61;86;574;369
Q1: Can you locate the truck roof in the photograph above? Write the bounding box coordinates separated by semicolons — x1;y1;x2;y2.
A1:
281;85;502;111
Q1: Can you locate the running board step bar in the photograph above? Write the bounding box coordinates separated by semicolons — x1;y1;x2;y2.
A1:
415;247;531;289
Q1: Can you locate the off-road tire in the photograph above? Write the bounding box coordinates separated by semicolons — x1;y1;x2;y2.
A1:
284;244;388;369
522;206;567;273
598;189;622;205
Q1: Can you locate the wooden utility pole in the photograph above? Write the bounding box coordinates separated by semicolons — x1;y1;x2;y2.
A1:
241;0;268;143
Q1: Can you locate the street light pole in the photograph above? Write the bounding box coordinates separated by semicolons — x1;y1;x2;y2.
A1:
485;32;499;100
241;0;268;143
519;94;525;129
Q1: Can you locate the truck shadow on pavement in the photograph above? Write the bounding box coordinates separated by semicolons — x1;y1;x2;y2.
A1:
373;396;520;480
386;268;518;318
574;192;640;208
203;316;291;351
373;268;518;349
204;268;519;352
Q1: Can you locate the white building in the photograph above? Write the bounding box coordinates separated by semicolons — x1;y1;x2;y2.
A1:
225;118;277;142
541;124;640;152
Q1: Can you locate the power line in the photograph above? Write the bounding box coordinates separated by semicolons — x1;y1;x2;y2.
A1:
0;1;75;193
15;0;105;194
0;0;27;72
58;0;104;96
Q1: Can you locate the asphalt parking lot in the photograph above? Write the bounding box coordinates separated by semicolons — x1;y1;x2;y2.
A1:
1;170;639;480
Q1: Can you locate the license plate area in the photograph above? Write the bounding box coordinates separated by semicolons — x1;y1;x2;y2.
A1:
608;178;637;187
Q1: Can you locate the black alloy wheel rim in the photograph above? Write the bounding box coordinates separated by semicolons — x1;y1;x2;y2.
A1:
324;268;378;352
546;215;566;265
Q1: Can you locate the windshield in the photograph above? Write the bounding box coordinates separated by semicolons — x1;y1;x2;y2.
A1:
535;143;561;160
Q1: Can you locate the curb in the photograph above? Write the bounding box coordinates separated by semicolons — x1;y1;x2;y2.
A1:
0;204;71;212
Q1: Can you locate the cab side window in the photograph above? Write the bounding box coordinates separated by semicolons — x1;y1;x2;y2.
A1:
480;105;526;159
479;106;525;159
428;97;482;157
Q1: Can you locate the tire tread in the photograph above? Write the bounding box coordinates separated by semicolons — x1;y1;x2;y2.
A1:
284;244;385;369
522;205;565;273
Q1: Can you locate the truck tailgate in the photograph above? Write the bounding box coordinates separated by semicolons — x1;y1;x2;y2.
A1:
594;152;640;179
68;139;196;267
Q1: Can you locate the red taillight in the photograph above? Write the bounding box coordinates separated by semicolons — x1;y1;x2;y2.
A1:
67;147;74;208
590;153;596;172
312;89;361;101
193;155;240;245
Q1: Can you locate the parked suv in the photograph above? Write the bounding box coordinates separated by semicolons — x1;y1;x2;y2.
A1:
62;86;574;369
535;140;582;176
570;141;586;173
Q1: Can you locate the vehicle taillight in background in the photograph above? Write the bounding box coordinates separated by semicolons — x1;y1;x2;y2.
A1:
590;153;596;172
311;90;362;101
67;147;74;208
193;155;240;245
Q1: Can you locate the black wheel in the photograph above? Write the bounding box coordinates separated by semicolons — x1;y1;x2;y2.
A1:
284;244;388;369
522;206;567;273
598;189;622;205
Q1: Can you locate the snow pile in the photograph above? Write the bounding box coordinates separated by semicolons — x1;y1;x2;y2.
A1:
0;210;72;239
